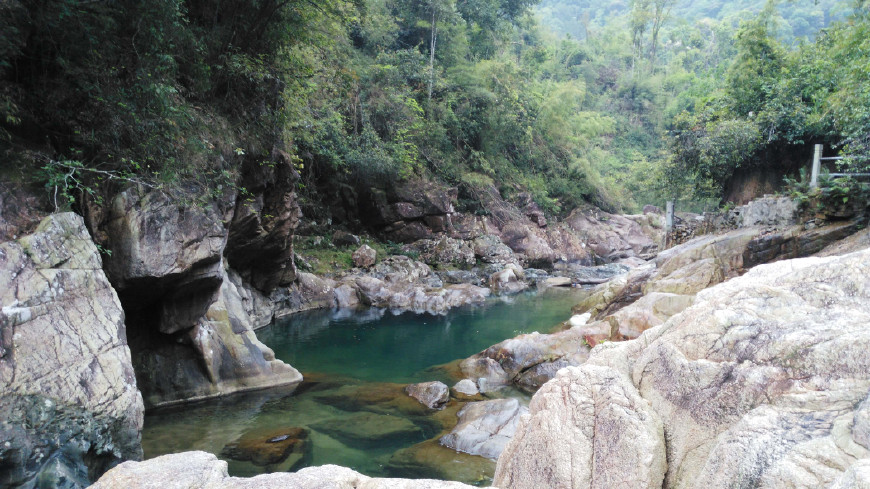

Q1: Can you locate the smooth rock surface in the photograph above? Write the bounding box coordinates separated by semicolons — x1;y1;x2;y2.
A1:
440;398;528;460
91;451;475;488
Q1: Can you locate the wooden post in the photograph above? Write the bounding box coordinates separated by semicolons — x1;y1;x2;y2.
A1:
665;201;674;231
810;144;822;188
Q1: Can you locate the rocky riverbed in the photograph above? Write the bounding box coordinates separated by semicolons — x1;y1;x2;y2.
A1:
2;167;869;488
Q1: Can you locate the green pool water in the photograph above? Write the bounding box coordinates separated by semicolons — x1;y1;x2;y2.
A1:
141;287;586;484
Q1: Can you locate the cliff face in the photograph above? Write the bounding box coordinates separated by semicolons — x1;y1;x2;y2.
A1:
494;247;870;488
0;213;143;487
97;186;302;409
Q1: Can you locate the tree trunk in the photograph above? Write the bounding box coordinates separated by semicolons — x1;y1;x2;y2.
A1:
428;9;438;104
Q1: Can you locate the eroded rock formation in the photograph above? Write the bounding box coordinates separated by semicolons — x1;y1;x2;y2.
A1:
495;247;870;488
0;213;144;486
100;187;301;408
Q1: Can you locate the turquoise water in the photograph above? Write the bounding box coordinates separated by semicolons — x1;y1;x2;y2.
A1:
141;287;584;484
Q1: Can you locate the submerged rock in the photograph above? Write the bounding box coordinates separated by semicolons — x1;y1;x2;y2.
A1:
440;398;529;461
496;247;870;489
386;438;496;485
405;381;450;410
221;427;310;471
310;411;424;448
91;451;476;488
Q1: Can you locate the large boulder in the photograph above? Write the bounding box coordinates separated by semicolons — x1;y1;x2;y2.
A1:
404;237;475;270
460;329;592;393
440;399;529;461
91;451;476;489
495;247;870;488
565;209;659;261
0;213;144;487
494;366;666;489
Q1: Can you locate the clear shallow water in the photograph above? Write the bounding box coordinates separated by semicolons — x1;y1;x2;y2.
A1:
142;287;585;484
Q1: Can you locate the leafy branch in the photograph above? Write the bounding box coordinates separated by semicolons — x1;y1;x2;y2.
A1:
40;158;159;212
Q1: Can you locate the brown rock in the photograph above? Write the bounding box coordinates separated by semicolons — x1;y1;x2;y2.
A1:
405;381;450;410
221;427;310;469
352;244;377;268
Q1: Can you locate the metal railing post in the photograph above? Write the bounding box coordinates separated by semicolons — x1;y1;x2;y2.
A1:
810;144;822;188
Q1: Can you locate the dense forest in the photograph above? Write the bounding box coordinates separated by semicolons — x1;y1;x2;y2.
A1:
1;0;869;218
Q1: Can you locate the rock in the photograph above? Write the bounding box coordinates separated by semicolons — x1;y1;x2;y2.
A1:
568;313;591;327
738;195;798;227
225;151;301;292
452;379;480;398
0;213;143;486
405;381;450;410
460;357;510;393
405;238;475;270
103;187;226;335
494;365;667;489
461;327;594;394
352;244;377;268
816;227;870;258
225;268;274;330
270;272;335;318
642;204;662;215
333;283;361;309
832;460;870;489
565;209;659;261
312;382;436;418
497;247;870;489
488;267;527;295
500;223;556;268
385;439;495;485
393;179;457;216
137;263;303;408
439;270;481;286
472;235;517;264
440;398;529;461
544;276;572;287
91;451;476;489
514;358;574;393
385;221;433;243
98;188;297;407
310;411;424;448
372;255;432;284
332;230;361;247
606;292;694;339
221;427;310;471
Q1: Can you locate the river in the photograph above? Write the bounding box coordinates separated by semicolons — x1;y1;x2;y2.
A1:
141;286;586;485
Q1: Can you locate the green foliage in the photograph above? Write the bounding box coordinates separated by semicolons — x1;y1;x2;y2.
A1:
784;170;870;216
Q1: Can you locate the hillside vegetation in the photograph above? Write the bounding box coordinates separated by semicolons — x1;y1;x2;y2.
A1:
1;0;869;219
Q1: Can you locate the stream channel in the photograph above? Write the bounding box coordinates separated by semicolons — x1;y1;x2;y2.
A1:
142;287;587;485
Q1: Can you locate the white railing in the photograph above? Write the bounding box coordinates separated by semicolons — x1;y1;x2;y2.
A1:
810;144;870;188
